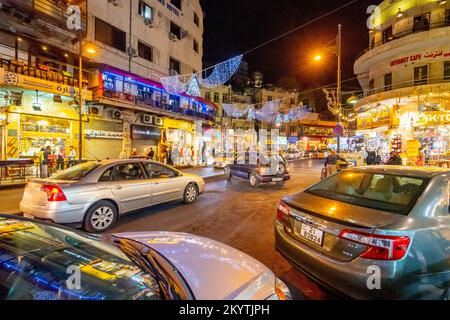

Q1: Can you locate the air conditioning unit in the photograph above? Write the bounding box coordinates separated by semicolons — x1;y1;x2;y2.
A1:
153;117;163;126
106;108;123;120
170;33;179;42
127;47;138;57
144;17;155;27
108;0;119;6
142;114;153;124
89;105;104;117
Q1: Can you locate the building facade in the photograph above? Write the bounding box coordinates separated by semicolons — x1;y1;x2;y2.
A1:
354;0;450;162
0;0;217;167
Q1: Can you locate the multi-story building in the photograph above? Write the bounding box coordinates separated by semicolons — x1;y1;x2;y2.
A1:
0;0;217;166
354;0;450;160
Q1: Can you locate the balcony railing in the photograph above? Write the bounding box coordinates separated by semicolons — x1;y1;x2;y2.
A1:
357;19;450;59
0;52;90;87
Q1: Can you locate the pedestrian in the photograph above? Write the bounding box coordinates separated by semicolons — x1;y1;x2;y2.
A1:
362;147;369;164
386;152;403;165
147;147;155;160
374;149;382;165
324;150;347;176
191;146;195;164
68;146;77;167
131;148;138;158
41;146;51;178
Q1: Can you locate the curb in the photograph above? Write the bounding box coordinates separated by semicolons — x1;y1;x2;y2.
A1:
203;174;225;183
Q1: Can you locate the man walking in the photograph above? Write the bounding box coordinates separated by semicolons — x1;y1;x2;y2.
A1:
68;146;77;167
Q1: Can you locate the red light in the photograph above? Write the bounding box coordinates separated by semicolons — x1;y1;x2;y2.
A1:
40;184;67;202
339;229;410;261
277;202;290;222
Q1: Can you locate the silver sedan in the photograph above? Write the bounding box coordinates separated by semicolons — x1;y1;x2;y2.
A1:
20;159;205;233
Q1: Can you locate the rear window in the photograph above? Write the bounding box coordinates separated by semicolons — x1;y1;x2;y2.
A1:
51;162;101;181
306;171;429;215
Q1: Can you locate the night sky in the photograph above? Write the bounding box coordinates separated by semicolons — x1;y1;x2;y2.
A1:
201;0;376;92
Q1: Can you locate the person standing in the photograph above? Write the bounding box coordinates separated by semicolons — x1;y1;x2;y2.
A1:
68;146;77;167
147;147;155;160
386;152;403;165
191;146;195;165
41;146;51;178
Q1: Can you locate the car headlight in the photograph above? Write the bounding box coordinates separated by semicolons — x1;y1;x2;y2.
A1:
275;278;292;300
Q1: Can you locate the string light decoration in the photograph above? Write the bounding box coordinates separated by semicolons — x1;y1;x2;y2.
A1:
322;88;340;114
223;103;249;118
199;55;243;88
185;74;201;97
160;55;243;96
247;107;256;121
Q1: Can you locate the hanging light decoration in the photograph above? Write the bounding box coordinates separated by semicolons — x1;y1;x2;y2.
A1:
199;55;243;88
247;107;256;121
185;74;201;97
160;73;188;94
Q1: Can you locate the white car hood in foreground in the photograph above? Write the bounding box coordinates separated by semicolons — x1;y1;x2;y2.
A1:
115;231;276;300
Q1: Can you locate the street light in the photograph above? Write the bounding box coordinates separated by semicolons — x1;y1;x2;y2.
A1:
313;24;342;152
77;33;96;162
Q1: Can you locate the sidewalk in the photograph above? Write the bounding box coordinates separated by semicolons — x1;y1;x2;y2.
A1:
0;166;225;190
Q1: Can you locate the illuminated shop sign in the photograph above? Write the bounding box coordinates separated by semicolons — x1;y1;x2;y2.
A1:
131;124;162;140
414;112;450;126
391;50;450;67
84;130;123;139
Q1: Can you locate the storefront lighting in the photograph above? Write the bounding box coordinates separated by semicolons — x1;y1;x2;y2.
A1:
17;37;22;42
64;53;69;58
42;46;48;51
438;0;447;5
37;120;49;126
397;8;404;18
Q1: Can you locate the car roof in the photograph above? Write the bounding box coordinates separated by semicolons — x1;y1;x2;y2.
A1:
348;165;450;178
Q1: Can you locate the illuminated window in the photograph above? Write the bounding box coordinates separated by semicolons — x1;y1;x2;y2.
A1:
138;1;153;20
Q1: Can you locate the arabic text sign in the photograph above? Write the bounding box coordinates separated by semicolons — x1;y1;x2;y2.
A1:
391;50;450;67
0;68;93;100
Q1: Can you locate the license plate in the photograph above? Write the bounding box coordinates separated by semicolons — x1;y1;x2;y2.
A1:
23;213;34;219
294;221;324;246
273;177;283;182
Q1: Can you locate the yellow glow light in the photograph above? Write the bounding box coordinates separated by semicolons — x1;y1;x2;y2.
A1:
313;55;322;62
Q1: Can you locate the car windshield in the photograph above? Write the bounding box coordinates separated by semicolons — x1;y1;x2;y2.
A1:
0;218;161;300
51;162;101;181
306;171;429;215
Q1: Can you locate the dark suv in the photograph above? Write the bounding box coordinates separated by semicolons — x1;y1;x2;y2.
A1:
224;152;290;187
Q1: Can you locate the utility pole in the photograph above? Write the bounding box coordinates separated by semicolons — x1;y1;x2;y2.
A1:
78;29;83;162
336;24;342;153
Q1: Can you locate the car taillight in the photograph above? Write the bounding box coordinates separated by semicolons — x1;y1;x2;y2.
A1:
40;184;67;202
277;202;290;222
339;229;410;261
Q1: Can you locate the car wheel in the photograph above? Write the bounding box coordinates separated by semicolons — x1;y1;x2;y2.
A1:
249;172;260;188
224;166;232;181
277;162;286;175
183;183;198;204
83;201;118;233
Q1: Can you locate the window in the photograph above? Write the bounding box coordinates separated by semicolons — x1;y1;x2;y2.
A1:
413;13;430;33
171;0;182;10
205;92;211;101
414;65;428;86
444;61;450;81
51;162;101;181
0;219;161;300
306;171;429;215
138;1;153;20
384;73;392;91
193;39;199;53
95;18;126;52
169;57;181;74
223;94;230;103
214;93;220;103
113;163;145;181
143;163;177;178
170;22;181;39
194;12;200;27
369;79;375;93
99;167;114;182
267;96;273;101
138;41;153;62
382;26;393;43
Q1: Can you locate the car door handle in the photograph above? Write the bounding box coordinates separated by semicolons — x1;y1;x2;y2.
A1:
115;185;123;190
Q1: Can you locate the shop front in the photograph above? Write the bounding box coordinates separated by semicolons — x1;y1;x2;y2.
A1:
131;124;162;161
84;119;124;161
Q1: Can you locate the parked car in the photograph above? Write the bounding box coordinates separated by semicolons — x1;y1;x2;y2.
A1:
275;166;450;299
0;215;291;300
214;151;236;169
284;149;302;161
20;159;205;233
225;152;290;187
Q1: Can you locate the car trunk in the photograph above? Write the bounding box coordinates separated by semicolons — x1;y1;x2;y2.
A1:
280;192;407;262
22;179;77;206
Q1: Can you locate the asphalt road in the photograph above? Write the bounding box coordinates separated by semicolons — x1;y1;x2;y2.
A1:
108;158;335;300
0;158;336;299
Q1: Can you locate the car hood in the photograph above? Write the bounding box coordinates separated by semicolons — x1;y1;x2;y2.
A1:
115;231;276;300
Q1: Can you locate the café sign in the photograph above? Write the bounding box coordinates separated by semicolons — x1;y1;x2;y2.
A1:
391;49;450;67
